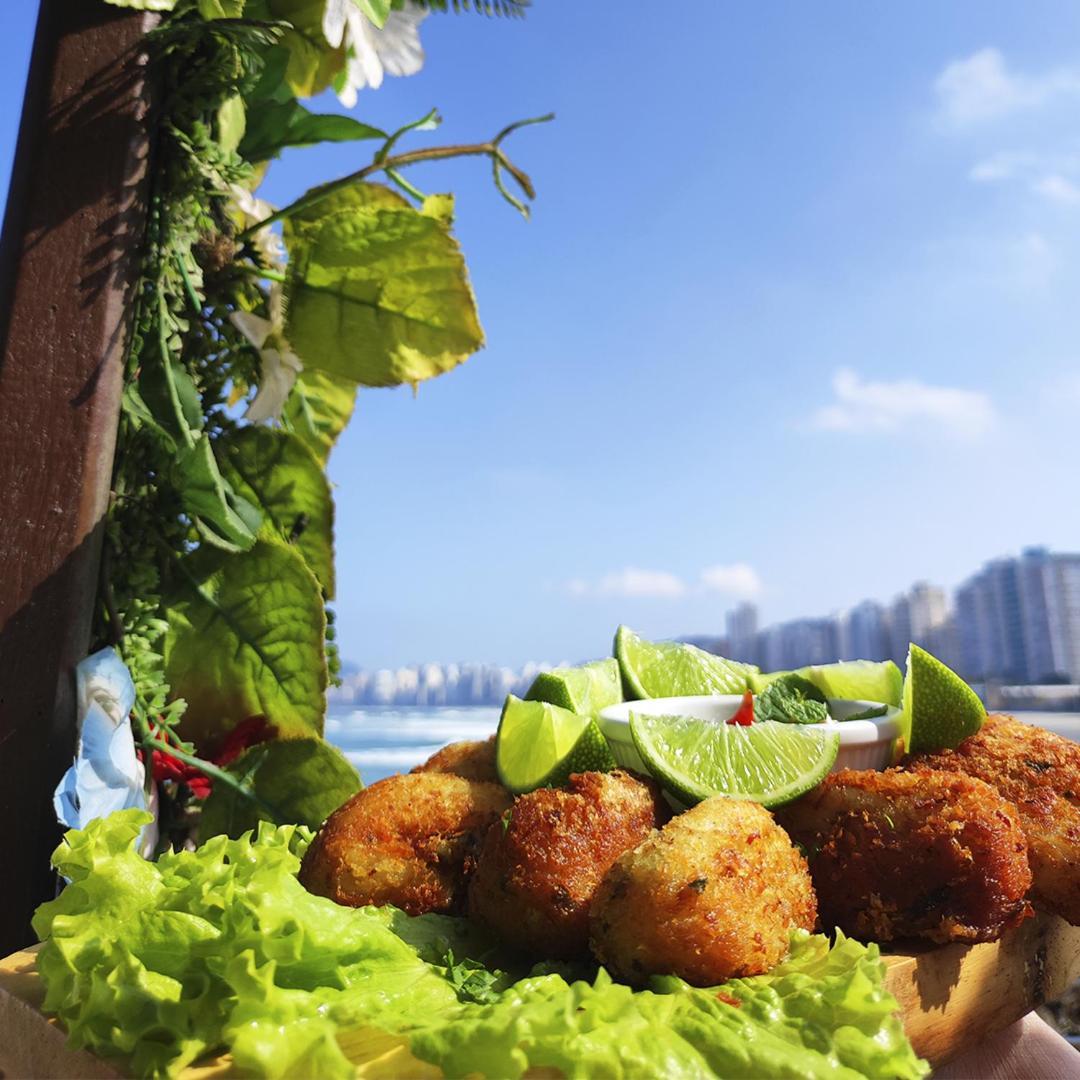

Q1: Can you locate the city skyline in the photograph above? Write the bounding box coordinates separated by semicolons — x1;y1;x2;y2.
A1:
331;544;1080;706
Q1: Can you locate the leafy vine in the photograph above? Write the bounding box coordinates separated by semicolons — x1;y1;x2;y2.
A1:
96;0;548;844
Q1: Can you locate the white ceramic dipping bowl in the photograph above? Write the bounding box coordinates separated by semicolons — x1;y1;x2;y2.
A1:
598;695;905;777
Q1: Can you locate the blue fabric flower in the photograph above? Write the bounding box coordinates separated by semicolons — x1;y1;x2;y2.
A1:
54;648;155;852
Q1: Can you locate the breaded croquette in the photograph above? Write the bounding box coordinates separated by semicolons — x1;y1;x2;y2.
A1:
777;768;1032;944
467;770;668;958
298;773;511;916
590;797;816;986
412;736;499;784
907;714;1080;926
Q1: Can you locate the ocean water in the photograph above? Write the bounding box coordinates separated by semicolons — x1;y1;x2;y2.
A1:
324;704;1080;787
325;704;500;784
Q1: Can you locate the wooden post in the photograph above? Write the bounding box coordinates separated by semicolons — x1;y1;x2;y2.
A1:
0;1;155;954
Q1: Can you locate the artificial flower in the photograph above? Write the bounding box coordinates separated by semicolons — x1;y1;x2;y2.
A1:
230;283;303;422
53;648;157;855
228;182;286;268
323;0;428;108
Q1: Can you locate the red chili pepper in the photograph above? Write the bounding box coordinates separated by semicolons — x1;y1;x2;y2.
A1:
726;690;754;726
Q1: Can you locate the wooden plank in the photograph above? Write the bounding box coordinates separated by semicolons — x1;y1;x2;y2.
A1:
3;914;1079;1076
883;911;1080;1065
0;0;156;956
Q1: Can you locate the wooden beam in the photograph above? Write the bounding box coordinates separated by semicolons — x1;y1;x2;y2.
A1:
0;0;155;954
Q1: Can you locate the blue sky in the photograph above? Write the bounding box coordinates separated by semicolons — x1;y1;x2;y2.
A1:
4;3;1079;668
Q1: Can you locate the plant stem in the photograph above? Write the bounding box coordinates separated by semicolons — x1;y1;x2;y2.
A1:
237;120;551;239
141;733;286;824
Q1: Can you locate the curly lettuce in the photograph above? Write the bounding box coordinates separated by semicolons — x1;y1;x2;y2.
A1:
33;809;928;1080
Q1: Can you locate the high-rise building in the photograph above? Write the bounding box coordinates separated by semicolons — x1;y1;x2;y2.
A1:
954;558;1027;683
725;602;759;666
841;600;889;661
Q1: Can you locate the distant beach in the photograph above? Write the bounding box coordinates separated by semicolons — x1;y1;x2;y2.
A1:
325;704;500;784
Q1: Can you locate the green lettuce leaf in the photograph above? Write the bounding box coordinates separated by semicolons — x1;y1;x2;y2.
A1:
165;538;327;746
35;812;928;1080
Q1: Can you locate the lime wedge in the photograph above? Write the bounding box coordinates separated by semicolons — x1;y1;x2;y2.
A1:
524;658;623;715
615;625;754;700
496;695;616;794
904;644;985;754
750;660;903;705
628;712;839;808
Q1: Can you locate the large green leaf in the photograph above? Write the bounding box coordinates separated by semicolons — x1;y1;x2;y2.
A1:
284;184;484;387
217;427;335;596
240;99;385;163
174;438;262;553
199;737;362;840
282;369;358;465
266;0;344;98
166;539;326;746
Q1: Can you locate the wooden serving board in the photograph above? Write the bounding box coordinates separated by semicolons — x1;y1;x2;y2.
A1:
3;914;1079;1078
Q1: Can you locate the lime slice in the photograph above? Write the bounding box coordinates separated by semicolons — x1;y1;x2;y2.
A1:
524;658;623;715
629;712;839;808
904;644;985;754
614;625;754;700
496;695;616;794
750;660;903;705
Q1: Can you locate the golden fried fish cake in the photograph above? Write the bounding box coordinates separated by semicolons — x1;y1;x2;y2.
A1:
298;772;511;916
590;797;816;986
412;736;499;784
467;770;668;959
777;768;1032;944
907;714;1080;925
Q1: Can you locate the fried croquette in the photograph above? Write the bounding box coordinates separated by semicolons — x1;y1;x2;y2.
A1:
589;797;816;986
777;768;1032;944
906;714;1080;926
467;769;668;958
412;736;499;783
298;772;511;916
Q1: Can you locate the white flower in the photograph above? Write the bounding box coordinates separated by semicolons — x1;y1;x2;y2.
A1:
228;183;286;268
323;0;428;108
230;284;303;423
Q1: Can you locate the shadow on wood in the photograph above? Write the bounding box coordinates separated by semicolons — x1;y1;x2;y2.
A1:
0;0;155;956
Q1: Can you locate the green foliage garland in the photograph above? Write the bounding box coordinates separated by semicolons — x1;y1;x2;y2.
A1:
94;0;548;843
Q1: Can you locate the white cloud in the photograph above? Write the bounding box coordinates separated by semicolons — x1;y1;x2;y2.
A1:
699;563;762;599
562;564;764;601
1032;173;1080;204
935;48;1080;127
809;369;997;440
969;151;1030;183
598;567;686;598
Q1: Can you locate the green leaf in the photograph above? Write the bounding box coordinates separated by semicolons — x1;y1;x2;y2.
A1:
174;438;262;553
217;427;335;596
756;674;829;726
138;349;203;448
282;369;358;465
198;0;245;15
199;737;361;840
166;539;327;747
357;0;392;28
217;95;246;154
239;99;385;163
100;0;177;9
266;0;345;98
285;184;484;387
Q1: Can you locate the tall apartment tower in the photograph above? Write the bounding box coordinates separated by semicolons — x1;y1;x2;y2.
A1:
725;602;760;666
954;549;1080;683
842;600;889;661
